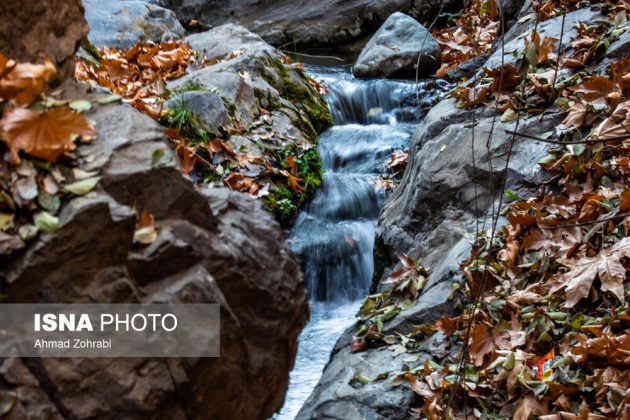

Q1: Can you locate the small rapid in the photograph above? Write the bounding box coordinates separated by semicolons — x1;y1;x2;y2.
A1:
276;63;446;419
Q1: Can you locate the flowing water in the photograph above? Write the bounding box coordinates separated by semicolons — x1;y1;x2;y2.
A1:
276;63;446;419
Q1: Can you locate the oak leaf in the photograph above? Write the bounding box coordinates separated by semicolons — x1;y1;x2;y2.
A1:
0;106;95;163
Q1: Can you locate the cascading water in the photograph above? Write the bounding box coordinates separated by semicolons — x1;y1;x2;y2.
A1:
276;63;446;419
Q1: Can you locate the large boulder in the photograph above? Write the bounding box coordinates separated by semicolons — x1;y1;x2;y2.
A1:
157;0;461;49
353;12;440;78
0;0;87;76
0;86;309;419
83;0;186;48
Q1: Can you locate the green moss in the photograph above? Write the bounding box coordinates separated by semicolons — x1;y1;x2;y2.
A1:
262;57;333;137
261;144;324;224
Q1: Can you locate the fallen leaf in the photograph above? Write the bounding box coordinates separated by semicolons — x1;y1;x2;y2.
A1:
557;238;630;307
34;211;59;233
63;176;100;195
0;106;95;163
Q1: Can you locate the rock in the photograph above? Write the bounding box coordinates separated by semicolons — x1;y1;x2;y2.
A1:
0;89;309;420
164;91;229;133
0;0;87;75
607;29;630;59
484;7;603;69
297;327;423;419
445;53;489;80
83;0;185;48
164;24;332;209
353;12;441;78
157;0;461;49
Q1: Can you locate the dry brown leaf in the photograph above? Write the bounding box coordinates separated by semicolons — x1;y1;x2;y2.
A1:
513;394;549;420
0;55;56;105
557;237;630;307
470;322;496;367
569;76;615;106
561;101;587;131
0;106;95;163
593;101;630;139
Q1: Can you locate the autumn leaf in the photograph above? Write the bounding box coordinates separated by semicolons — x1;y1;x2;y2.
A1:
620;190;630;212
134;209;157;245
556;238;630;307
404;374;435;399
513;395;548;420
569;76;615;106
470;322;497;366
224;172;256;192
0;55;56;105
0;106;95;163
593;101;630;139
560;101;587;131
287;174;304;192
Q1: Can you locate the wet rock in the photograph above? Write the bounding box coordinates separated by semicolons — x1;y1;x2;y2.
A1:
0;0;87;76
353;12;441;78
0;93;309;420
83;0;185;48
297;327;423;419
157;0;461;49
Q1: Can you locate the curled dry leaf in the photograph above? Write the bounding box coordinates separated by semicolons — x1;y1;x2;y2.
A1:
0;106;95;163
0;53;56;106
593;101;630;139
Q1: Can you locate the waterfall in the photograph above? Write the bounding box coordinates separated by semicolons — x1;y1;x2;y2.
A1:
277;63;445;419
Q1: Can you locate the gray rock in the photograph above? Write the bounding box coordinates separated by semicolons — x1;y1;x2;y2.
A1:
157;0;461;49
303;98;564;417
353;12;441;78
168;24;331;140
484;7;603;69
607;29;630;59
83;0;185;48
165;90;229;133
297;327;423;420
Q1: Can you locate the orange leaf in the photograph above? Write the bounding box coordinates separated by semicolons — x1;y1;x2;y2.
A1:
621;190;630;212
0;106;95;163
0;56;56;105
179;146;197;175
287;174;304;192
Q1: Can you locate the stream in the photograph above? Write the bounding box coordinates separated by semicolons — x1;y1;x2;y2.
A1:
276;63;445;419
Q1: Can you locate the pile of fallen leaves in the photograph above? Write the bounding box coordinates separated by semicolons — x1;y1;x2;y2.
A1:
76;41;325;223
351;2;630;418
433;0;499;79
0;53;101;258
75;41;194;119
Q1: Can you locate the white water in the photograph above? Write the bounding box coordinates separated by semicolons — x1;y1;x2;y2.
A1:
275;64;446;419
